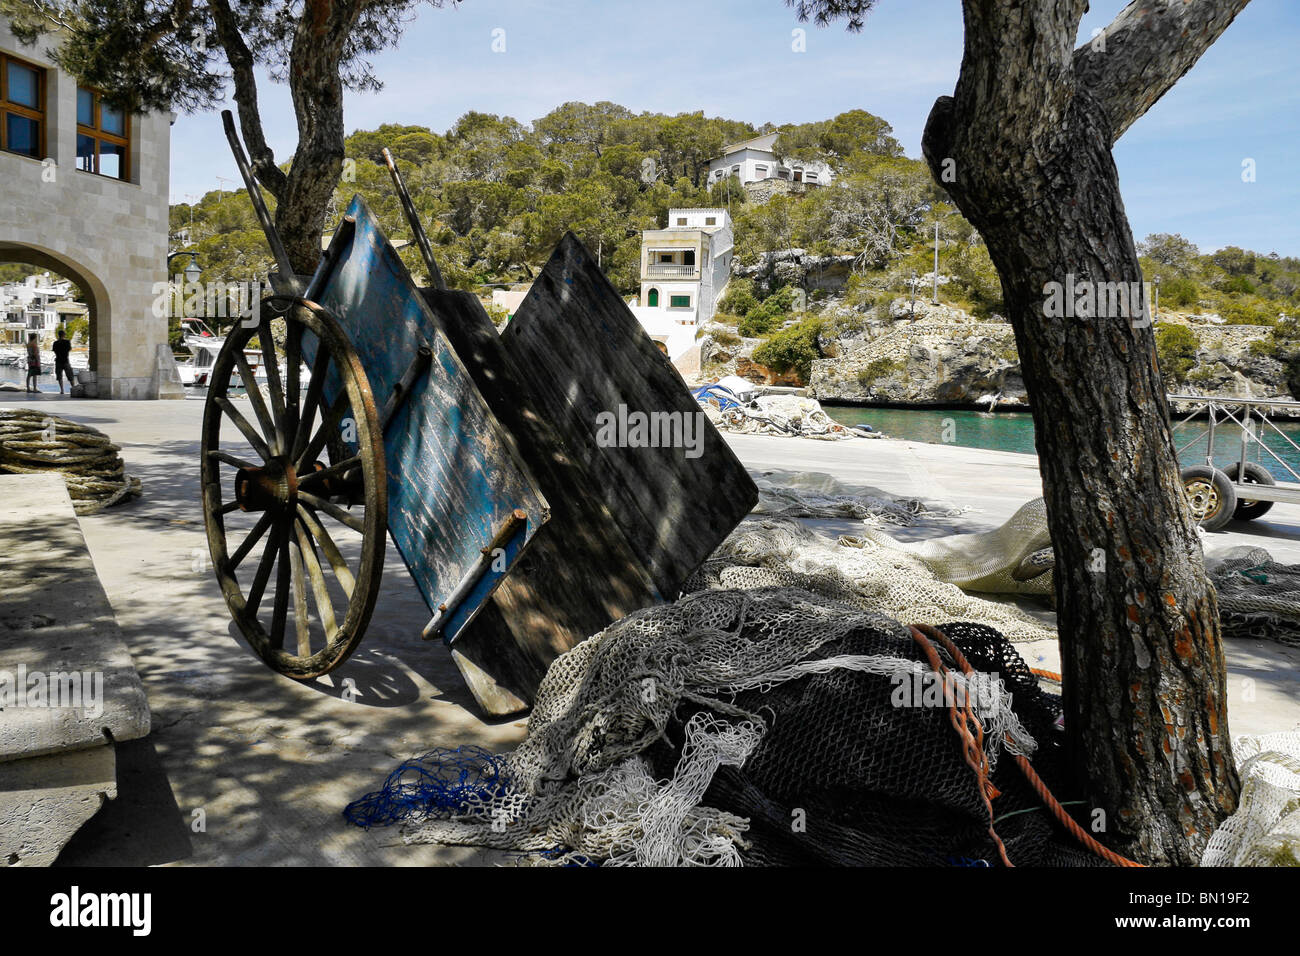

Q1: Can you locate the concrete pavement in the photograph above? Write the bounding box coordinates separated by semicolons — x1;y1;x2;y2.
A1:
0;392;1295;864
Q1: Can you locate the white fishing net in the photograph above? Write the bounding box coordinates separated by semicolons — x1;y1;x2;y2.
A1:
1201;731;1300;867
858;497;1056;598
394;587;1040;866
692;517;1058;644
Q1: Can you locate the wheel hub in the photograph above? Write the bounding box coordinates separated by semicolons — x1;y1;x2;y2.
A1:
1184;478;1219;519
235;459;299;512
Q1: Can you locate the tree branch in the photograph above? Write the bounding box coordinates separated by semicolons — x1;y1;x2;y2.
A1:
1074;0;1254;145
208;0;288;200
942;0;1090;154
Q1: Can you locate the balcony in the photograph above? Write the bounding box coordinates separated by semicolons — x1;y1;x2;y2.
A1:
646;263;699;278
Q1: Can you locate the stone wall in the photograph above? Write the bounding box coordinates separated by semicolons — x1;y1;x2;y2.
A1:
0;18;172;399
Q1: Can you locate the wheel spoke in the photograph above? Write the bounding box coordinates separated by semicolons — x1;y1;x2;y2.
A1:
271;528;291;650
294;344;333;463
234;350;280;456
231;510;275;569
298;455;362;489
297;502;356;597
218;499;242;515
216;395;272;462
208;449;259;470
297;395;349;472
288;535;312;657
295;517;338;640
299;490;366;533
260;316;287;441
285;320;302;450
246;520;282;616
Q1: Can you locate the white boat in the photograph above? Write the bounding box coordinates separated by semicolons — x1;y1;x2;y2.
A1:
175;318;310;390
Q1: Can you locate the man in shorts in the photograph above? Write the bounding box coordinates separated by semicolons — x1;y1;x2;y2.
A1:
52;328;74;394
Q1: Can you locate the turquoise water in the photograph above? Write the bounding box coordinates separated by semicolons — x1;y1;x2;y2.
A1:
825;405;1300;483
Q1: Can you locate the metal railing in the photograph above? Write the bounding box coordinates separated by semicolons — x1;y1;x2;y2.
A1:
1168;394;1300;486
646;264;698;277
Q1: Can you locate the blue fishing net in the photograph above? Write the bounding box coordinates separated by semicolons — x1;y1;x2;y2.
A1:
343;746;512;829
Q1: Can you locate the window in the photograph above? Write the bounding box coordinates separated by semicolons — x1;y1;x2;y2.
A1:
705;217;716;226
676;217;687;226
1;54;44;159
658;253;674;263
731;164;740;176
806;171;819;183
76;87;129;180
669;295;691;308
647;289;659;307
754;164;768;177
683;250;695;267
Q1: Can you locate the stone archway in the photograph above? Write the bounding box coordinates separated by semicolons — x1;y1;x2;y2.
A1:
0;241;107;373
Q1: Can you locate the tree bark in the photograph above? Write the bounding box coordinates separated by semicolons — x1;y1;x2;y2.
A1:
211;0;364;274
921;0;1249;865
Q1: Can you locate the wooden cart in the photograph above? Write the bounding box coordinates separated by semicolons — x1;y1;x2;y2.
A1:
200;113;757;714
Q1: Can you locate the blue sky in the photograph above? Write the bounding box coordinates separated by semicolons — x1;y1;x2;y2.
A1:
169;0;1300;256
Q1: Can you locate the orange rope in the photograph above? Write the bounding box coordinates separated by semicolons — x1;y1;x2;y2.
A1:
909;623;1143;869
1031;667;1062;682
909;624;1013;866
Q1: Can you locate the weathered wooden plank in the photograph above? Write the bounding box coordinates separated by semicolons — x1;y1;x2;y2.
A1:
303;197;550;647
501;232;758;594
422;289;662;707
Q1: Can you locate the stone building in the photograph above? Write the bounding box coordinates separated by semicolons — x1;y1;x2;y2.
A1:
627;208;733;374
0;15;175;398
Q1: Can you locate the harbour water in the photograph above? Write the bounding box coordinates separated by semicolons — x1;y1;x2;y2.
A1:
825;405;1300;483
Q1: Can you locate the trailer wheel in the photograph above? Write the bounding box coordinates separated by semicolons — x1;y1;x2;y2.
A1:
1179;465;1237;532
1229;462;1275;521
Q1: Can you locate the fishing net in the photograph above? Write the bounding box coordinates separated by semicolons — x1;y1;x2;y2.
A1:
750;469;956;525
701;394;864;441
859;497;1056;598
1204;546;1300;647
348;587;1093;865
0;409;142;514
693;517;1058;644
1202;732;1300;866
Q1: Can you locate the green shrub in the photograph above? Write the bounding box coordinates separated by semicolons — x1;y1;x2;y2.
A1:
1157;275;1201;309
738;312;778;338
718;279;758;317
855;357;903;388
710;329;741;347
1154;324;1200;383
753;317;824;383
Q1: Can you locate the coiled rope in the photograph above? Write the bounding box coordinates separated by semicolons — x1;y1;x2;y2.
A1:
910;623;1142;868
0;408;142;515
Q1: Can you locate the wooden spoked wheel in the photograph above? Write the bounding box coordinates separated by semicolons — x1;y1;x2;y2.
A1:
201;297;387;679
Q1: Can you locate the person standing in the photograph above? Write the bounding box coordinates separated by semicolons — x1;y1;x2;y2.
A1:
25;333;40;393
52;328;73;395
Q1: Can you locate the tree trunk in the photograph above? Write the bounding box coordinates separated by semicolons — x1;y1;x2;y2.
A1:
919;0;1249;865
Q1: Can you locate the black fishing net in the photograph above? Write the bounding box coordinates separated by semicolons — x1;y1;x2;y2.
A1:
646;620;1102;866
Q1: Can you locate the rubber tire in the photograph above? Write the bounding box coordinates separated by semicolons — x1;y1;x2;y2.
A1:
1180;465;1238;532
1229;461;1275;521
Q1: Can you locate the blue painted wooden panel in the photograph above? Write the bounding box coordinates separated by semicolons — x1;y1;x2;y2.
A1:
301;196;549;643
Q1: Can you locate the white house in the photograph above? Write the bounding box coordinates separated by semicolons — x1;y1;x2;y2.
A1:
1;271;86;346
0;15;174;398
706;132;834;188
628;208;733;371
